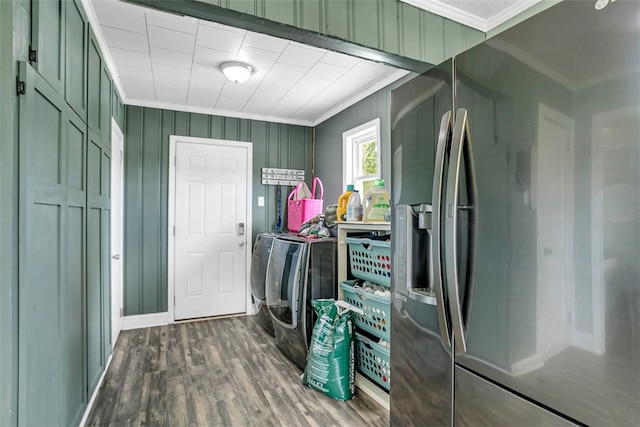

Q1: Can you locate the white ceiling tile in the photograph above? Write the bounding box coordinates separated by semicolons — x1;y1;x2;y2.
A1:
150;46;193;69
242;32;289;53
216;80;262;109
293;76;333;95
196;24;244;54
147;26;196;54
187;88;220;108
268;89;314;116
235;46;280;70
189;76;225;94
245;77;295;109
155;78;189;93
120;77;155;100
278;45;324;68
305;62;348;81
115;63;153;81
193;46;236;68
320;51;361;68
91;0;147;34
155;88;187;104
101;26;149;53
152;63;191;81
215;97;249;112
345;61;390;79
145;9;198;34
241;102;273;116
198;20;245;34
109;47;152;69
190;63;227;85
267;63;308;82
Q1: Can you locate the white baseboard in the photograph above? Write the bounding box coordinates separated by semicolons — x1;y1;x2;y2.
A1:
121;312;170;330
79;353;113;427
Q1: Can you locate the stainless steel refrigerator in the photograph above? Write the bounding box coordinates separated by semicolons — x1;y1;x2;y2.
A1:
390;1;640;425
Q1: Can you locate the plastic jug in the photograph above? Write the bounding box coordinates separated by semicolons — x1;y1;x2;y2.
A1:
346;190;362;221
363;179;390;222
337;184;354;221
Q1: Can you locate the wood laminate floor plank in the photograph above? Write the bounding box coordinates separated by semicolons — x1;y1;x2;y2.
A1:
86;315;389;426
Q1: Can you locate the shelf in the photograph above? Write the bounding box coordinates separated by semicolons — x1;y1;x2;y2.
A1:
337;222;391;410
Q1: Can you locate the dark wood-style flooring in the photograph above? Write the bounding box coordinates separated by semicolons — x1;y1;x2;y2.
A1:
86;315;389;426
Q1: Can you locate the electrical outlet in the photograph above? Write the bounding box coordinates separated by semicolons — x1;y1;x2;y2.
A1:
258;196;265;207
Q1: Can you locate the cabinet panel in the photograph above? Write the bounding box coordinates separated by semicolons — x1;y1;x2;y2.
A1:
31;0;65;94
87;36;102;132
18;63;89;426
65;0;87;119
86;206;103;393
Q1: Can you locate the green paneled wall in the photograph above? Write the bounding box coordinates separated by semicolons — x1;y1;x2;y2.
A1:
123;106;312;316
314;74;414;206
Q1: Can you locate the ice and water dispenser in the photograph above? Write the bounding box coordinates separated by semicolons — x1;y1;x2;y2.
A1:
394;204;437;305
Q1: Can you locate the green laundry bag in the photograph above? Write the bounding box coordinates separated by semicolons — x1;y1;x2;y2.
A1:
302;299;356;401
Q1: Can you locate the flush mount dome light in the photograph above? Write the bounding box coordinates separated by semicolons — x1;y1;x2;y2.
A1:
220;61;254;84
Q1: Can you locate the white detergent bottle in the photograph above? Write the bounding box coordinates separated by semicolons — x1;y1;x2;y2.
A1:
346;190;362;221
363;179;390;222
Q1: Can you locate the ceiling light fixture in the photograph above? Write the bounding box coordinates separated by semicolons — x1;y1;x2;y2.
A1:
220;61;254;84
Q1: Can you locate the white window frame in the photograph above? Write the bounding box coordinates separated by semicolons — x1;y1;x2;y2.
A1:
343;118;381;194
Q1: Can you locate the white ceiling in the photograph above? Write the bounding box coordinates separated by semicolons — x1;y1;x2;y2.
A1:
84;0;542;126
85;0;409;126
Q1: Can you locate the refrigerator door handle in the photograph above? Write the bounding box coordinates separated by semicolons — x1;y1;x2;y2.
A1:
444;108;478;354
431;110;453;347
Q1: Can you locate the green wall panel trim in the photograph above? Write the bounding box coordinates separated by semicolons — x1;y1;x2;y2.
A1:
123;105;312;316
0;1;18;425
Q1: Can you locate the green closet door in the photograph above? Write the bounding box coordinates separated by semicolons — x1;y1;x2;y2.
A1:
31;0;65;95
18;62;88;426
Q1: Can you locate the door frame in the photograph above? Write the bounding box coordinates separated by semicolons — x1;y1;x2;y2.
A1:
167;135;253;323
110;118;124;347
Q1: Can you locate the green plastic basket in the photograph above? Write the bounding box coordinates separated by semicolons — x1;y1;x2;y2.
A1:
340;280;390;341
345;237;391;287
355;332;390;391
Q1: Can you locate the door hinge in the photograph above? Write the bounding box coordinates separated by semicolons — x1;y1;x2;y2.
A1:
28;46;37;63
174;156;176;166
120;308;123;318
173;226;175;236
16;79;26;95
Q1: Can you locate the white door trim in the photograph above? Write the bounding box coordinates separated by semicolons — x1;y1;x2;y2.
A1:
168;135;253;323
110;118;124;348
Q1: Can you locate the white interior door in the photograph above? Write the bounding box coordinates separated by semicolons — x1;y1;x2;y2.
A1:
110;119;124;347
173;139;250;320
535;103;574;356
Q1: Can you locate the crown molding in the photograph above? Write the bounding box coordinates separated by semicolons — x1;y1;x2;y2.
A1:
400;0;542;32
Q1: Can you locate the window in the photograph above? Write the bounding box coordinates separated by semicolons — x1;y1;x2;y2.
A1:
343;118;381;195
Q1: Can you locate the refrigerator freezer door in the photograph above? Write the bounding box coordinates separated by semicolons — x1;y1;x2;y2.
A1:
391;60;454;427
454;1;640;425
454;367;575;426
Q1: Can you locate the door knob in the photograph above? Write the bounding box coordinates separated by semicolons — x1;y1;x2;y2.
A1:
239;241;245;247
112;254;121;260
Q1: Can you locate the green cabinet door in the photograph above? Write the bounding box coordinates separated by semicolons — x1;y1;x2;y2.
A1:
18;61;88;427
31;0;65;94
